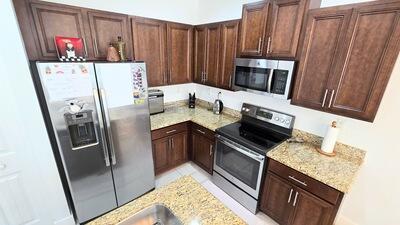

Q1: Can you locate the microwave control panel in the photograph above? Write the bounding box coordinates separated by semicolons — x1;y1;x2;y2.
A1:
271;70;289;95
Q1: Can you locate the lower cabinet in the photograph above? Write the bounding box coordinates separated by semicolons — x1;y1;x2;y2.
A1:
151;123;188;175
260;160;343;225
191;124;215;174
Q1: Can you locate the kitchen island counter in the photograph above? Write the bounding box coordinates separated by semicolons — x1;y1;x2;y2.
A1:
87;176;246;225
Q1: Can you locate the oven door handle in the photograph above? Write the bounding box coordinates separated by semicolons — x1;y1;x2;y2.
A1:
267;69;274;93
217;136;265;162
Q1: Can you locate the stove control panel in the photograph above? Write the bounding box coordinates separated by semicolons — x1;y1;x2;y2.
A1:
241;103;295;129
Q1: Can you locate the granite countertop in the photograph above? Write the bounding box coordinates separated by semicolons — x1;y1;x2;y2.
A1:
267;130;366;193
87;176;246;225
150;102;240;131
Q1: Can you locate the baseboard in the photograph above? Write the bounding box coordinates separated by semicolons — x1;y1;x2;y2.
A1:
54;215;75;225
335;215;358;225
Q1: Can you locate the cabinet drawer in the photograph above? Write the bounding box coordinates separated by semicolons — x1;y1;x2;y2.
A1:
191;123;215;140
268;159;342;205
151;122;188;140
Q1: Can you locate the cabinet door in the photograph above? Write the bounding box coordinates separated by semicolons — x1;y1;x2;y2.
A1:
239;1;270;56
290;189;335;225
167;23;193;84
219;20;239;89
87;11;130;59
291;8;352;110
204;24;221;87
192;132;214;174
152;137;170;175
169;132;187;166
194;26;206;84
260;173;294;225
327;2;400;122
267;0;306;58
132;18;167;87
30;2;87;59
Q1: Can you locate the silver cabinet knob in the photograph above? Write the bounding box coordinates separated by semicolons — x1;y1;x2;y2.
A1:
0;163;6;170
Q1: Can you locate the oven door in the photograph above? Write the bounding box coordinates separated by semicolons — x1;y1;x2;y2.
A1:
214;135;265;199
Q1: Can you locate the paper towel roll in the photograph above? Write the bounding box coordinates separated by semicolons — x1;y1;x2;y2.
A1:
321;122;339;154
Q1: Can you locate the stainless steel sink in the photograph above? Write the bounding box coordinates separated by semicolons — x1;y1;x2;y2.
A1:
117;204;183;225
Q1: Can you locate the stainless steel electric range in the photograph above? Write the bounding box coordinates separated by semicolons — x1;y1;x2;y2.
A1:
212;103;295;213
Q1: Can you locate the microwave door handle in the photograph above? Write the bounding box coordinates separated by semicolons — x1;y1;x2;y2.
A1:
267;69;274;93
93;89;111;167
99;89;117;165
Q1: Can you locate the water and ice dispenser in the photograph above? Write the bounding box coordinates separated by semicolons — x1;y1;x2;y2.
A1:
64;110;97;149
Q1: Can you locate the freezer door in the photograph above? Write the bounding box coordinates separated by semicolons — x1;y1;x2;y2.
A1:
34;62;117;223
95;62;155;206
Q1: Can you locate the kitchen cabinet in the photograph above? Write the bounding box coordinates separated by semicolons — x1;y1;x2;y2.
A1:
87;10;131;59
29;1;88;59
292;1;400;122
151;123;189;175
260;160;343;225
239;0;321;58
191;124;215;174
239;1;270;56
194;23;221;87
218;20;239;89
194;20;239;88
131;17;167;86
167;23;193;84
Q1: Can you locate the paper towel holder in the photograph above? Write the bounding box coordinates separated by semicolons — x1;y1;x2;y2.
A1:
316;121;338;157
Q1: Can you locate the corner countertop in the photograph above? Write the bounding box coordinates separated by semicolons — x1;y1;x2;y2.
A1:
86;176;246;225
267;130;366;193
150;103;240;131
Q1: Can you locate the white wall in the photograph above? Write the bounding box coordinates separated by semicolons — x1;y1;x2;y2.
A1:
1;0;73;224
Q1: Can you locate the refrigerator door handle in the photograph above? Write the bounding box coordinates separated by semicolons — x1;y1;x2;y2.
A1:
93;89;111;167
100;89;117;165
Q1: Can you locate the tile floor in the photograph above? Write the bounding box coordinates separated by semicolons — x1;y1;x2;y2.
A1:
155;162;278;225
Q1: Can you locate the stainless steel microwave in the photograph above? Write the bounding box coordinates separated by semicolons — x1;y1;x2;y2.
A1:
232;58;296;100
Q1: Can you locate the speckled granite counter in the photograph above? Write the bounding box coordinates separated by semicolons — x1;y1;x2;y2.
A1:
267;130;366;193
150;102;240;131
87;176;246;225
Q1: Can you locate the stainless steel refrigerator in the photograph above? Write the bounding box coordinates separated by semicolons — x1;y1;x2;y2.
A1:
32;62;155;223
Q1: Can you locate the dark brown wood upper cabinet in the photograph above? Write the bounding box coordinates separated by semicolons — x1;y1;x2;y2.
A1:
204;24;220;87
167;23;193;84
87;11;130;60
267;0;307;58
291;8;352;110
327;2;400;121
218;20;239;89
30;2;87;59
132;17;167;87
194;26;207;84
292;1;400;122
239;1;270;56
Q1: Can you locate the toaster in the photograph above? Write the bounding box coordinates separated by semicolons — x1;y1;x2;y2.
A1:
148;89;164;115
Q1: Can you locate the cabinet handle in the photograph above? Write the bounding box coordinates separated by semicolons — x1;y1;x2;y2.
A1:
328;89;335;108
166;129;177;134
292;191;299;207
209;144;213;156
321;89;328;108
197;129;206;135
288;176;307;187
171;138;174;150
257;37;262;53
168;138;172;150
228;75;232;88
83;38;88;58
267;36;271;53
93;37;99;56
287;188;293;203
